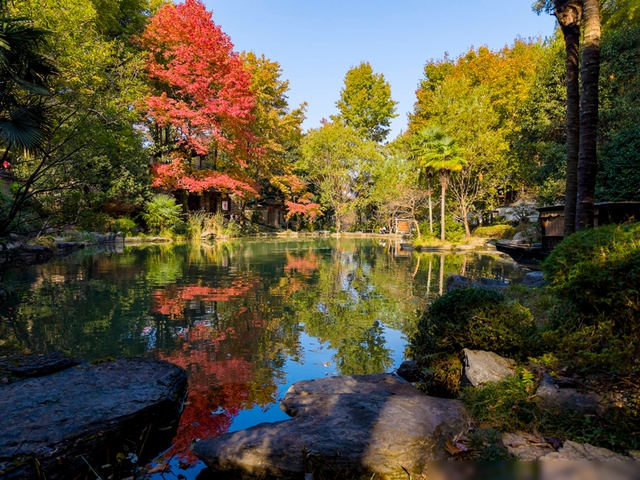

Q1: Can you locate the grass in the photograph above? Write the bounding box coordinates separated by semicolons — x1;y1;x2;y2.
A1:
461;369;640;455
186;211;239;243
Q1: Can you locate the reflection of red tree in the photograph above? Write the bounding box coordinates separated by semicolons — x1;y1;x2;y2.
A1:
156;306;279;465
151;280;257;319
284;251;319;276
167;384;247;463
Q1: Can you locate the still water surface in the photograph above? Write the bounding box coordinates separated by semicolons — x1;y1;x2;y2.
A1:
0;238;526;477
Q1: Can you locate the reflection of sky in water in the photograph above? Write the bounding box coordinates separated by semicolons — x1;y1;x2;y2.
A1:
0;238;528;479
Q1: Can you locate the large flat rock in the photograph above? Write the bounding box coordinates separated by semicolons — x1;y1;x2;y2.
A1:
539;440;634;461
0;357;187;479
194;374;468;479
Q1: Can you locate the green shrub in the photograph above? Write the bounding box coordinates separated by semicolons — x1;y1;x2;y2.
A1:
111;217;136;235
409;288;539;360
408;288;538;397
543;223;640;329
416;217;465;242
141;194;184;233
472;224;516;239
76;211;113;233
540;320;638;374
434;217;465;242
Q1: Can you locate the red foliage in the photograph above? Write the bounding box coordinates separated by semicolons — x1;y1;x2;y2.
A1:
285;192;322;223
140;0;257;157
152;158;259;197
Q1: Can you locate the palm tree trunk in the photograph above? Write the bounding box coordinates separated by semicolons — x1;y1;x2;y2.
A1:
576;0;601;230
555;0;583;236
427;177;433;234
439;254;445;296
439;171;449;243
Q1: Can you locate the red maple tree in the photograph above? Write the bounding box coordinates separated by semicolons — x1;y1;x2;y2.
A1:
141;0;261;198
272;175;323;224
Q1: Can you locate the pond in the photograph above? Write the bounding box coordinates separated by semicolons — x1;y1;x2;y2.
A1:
0;237;527;478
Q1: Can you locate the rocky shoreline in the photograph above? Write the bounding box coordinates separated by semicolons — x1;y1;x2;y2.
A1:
0;351;187;480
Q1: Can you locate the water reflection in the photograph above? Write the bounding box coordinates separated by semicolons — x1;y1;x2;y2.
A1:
0;239;527;471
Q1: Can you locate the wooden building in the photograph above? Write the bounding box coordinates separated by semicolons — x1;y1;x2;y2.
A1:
539;202;640;251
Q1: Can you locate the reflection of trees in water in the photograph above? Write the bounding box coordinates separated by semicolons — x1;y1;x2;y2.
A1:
412;252;528;302
290;240;426;375
0;240;527;466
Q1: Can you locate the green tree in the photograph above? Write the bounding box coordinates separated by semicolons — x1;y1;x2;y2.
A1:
334;62;398;143
511;34;567;206
299;120;382;233
416;127;467;242
597;24;640;201
410;40;542;230
410;129;438;234
1;0;152;236
0;6;56;156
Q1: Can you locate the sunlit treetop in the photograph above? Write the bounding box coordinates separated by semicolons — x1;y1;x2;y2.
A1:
242;51;307;182
334;62;398;143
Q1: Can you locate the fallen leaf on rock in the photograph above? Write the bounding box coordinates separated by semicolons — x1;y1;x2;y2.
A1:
148;463;170;474
445;439;470;456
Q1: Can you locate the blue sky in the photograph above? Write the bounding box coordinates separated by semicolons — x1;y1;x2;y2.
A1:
202;0;557;140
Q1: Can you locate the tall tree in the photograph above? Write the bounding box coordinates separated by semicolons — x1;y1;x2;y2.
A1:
410;40;541;226
418;127;467;242
299;120;381;233
141;0;259;198
537;0;583;235
410;129;438;234
334;62;398;143
576;0;602;230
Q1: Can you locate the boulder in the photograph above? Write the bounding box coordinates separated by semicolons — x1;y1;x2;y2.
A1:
521;271;547;288
460;349;515;388
539;440;633;461
0;352;79;378
446;275;508;293
535;374;601;414
194;374;468;479
396;359;425;383
455;245;476;251
0;358;187;480
502;432;554;460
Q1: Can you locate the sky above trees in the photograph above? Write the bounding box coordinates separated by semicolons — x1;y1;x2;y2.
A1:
203;0;556;139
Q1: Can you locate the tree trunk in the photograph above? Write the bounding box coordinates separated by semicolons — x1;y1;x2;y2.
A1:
576;0;601;230
426;256;432;299
413;218;421;240
461;203;471;236
439;171;449;243
427;177;433;234
555;0;583;236
439;253;444;296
